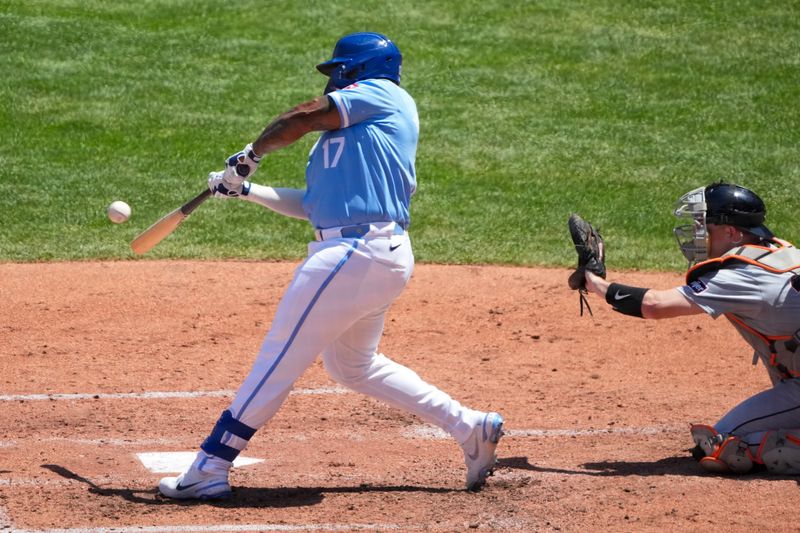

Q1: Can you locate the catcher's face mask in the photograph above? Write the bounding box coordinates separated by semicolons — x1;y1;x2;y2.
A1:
673;186;709;266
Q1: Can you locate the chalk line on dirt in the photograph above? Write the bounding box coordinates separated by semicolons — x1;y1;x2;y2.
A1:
0;387;349;402
7;524;399;532
0;424;684;450
505;425;683;437
403;424;684;439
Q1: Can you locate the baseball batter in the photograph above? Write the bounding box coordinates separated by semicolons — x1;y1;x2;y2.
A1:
578;182;800;474
158;32;504;500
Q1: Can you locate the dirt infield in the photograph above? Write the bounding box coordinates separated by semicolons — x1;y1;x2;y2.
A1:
1;261;795;531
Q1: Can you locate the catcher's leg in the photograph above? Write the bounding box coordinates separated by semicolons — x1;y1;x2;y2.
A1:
689;424;754;474
757;430;800;474
690;424;721;457
690;379;800;475
700;436;754;474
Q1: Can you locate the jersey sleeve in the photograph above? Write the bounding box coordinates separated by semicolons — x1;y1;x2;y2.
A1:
676;266;765;319
327;80;394;128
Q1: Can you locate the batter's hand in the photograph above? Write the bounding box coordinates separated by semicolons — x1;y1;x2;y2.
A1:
208;171;250;199
223;143;262;185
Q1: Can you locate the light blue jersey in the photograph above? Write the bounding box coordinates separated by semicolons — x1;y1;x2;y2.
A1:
302;78;419;229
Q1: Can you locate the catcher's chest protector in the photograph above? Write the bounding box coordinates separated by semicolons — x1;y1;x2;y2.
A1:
687;239;800;378
686;239;800;283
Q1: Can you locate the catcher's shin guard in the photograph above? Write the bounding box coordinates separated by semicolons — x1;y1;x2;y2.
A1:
690;424;754;474
758;430;800;475
699;436;754;474
690;424;723;456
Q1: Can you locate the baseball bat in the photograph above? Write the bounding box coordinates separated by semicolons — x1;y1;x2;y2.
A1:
130;189;212;255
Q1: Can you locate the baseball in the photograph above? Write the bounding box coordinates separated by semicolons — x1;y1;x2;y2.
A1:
107;200;131;224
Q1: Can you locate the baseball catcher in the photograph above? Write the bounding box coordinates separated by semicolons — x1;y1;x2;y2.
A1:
576;182;800;475
567;213;606;316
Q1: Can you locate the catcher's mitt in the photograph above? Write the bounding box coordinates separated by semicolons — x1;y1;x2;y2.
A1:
567;213;606;315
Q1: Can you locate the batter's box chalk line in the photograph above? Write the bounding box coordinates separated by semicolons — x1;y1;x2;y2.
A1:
403;424;682;440
0;386;350;403
5;524;401;532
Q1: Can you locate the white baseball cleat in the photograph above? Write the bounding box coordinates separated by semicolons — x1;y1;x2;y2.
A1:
462;412;505;491
158;454;232;500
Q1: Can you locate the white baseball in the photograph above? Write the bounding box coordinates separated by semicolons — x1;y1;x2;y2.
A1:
107;200;131;224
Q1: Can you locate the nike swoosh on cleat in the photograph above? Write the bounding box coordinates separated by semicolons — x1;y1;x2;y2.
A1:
389;243;402;252
614;291;631;300
175;480;202;491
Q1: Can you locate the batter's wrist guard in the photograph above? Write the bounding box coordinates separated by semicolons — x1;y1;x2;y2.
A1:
227;143;262;179
605;282;648;318
246;144;262;163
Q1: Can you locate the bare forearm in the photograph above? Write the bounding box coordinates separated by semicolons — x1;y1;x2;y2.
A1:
251;96;339;157
584;271;610;297
244;183;307;220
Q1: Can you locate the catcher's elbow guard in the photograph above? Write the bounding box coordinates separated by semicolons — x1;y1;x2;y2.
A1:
605;282;648;318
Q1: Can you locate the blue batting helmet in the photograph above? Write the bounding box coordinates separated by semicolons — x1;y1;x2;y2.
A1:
316;32;402;91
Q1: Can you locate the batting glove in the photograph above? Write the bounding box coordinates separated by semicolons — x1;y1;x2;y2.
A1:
208;171;251;199
223;143;262;185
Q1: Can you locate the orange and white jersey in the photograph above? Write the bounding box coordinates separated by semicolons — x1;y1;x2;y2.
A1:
678;239;800;383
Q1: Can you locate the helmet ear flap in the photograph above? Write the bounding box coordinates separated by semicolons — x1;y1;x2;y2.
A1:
324;63;350;94
323;76;338;95
343;62;364;81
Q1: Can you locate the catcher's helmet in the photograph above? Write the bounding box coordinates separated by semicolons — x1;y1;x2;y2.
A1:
673;182;773;265
316;32;402;92
704;183;773;240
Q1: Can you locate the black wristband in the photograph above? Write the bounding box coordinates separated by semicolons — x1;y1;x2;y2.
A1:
605;283;648;318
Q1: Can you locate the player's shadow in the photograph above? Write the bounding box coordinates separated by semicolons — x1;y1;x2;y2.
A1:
41;464;458;508
499;455;800;483
499;454;704;477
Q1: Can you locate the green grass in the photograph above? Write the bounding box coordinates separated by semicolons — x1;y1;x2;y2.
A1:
1;0;798;270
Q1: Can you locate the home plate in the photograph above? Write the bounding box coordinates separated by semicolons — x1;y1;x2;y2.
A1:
137;452;264;473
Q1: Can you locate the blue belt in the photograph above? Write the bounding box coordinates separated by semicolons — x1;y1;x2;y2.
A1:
315;223;406;241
